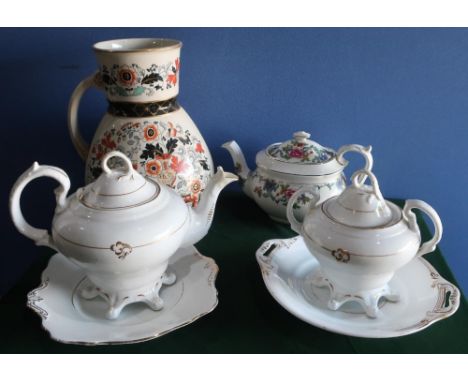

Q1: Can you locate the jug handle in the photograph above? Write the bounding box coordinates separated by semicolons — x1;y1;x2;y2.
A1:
286;186;320;234
68;72;99;161
402;199;443;258
9;162;71;251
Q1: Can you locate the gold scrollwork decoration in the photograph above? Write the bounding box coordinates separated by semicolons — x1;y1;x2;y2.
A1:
110;241;133;260
331;248;351;263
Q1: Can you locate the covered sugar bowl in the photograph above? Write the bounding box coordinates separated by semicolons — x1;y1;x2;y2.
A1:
10;151;237;319
287;169;443;318
223;131;373;223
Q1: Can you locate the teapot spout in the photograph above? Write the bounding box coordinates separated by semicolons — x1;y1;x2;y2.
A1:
182;167;238;247
222;141;251;182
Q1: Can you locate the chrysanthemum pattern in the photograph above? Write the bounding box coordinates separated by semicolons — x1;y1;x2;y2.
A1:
252;172;339;208
87;119;211;206
267;140;334;164
98;58;180;97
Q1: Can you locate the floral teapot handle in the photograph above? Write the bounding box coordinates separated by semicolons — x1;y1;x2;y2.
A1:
9;162;71;251
336;144;373;185
286;186;321;234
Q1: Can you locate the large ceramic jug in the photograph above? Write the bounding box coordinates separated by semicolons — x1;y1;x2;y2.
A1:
68;38;214;206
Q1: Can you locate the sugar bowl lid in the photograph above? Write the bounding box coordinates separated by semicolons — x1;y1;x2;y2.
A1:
256;131;344;176
78;151;159;210
324;169;394;228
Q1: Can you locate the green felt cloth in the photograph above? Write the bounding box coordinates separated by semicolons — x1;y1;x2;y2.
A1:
1;192;467;353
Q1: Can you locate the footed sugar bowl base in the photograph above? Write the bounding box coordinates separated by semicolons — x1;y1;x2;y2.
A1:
310;272;400;318
256;237;459;338
287;169;443;318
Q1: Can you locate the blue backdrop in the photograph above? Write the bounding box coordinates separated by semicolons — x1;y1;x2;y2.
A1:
1;28;467;295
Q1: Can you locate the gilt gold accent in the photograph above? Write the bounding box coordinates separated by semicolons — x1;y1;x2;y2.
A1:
110;241;133;259
331;248;351;263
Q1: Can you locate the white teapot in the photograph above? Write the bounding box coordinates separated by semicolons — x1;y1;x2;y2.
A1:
10;151;237;319
223;131;373;223
287;169;442;318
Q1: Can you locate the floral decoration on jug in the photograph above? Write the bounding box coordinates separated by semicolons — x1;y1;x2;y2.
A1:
98;58;180;97
88;119;211;206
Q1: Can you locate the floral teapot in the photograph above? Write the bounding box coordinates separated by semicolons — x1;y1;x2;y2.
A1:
287;169;442;318
10;151;237;319
223;131;373;223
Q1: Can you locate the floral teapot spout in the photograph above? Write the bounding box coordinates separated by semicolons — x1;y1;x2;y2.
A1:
223;131;373;223
287;169;443;318
10;151;237;319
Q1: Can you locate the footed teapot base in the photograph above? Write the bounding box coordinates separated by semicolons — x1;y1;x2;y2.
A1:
311;273;400;318
81;272;177;320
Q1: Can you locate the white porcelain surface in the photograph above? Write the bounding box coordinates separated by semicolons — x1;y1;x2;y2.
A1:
222;132;373;223
10;151;236;319
27;246;218;345
256;237;459;338
287;169;443;317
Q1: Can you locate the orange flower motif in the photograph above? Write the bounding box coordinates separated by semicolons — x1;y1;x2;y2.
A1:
175;57;180;72
191;179;202;194
101;133;117;150
195;143;205;153
170;156;189;174
184;194;199;207
145;160;162;176
167;73;177;86
156;153;172;161
143;124;158;142
117;66;138;87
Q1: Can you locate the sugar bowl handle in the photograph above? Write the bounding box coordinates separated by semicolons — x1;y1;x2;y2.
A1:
68;72;101;161
9;163;71;251
336;144;373;184
402;199;443;257
286;186;320;234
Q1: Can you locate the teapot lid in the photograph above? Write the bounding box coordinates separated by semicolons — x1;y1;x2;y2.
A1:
79;151;160;210
256;131;344;176
324;170;394;228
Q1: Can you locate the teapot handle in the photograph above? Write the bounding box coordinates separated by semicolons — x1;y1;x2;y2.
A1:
286;186;320;234
402;199;443;257
336;144;373;185
9;162;71;251
68;72;99;161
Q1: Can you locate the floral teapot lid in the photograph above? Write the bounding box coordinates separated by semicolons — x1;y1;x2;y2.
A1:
256;131;351;176
324;169;394;228
78;151;160;210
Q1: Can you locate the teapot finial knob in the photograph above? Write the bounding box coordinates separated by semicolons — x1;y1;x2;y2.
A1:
102;151;134;177
293;131;311;143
